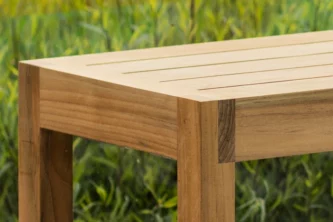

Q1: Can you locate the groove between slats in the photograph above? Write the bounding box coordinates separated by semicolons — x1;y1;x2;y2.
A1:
160;63;333;83
197;77;333;101
199;75;333;91
122;51;333;74
87;40;333;66
24;31;333;102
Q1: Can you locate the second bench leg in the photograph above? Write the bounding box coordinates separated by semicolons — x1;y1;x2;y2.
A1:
19;63;73;222
40;129;73;222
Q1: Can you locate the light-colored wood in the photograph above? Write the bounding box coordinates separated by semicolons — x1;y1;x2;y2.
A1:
162;64;333;90
199;76;333;101
138;53;333;80
177;99;235;222
39;68;178;159
19;64;73;222
22;31;333;102
19;31;333;222
118;41;333;73
19;63;41;222
235;89;333;161
24;30;333;67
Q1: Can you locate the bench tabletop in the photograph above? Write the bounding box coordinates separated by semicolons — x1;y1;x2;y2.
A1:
23;30;333;101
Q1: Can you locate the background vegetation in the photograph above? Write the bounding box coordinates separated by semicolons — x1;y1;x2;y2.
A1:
0;0;333;221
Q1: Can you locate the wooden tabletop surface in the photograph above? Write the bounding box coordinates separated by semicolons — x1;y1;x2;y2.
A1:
24;30;333;101
19;30;333;222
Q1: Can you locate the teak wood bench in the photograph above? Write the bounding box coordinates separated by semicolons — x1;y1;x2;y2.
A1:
19;30;333;222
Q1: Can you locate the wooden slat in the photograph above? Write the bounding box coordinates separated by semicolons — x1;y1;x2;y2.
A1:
157;53;333;82
161;64;333;90
25;42;333;84
39;68;178;159
22;31;333;102
235;89;333;161
177;99;235;222
25;30;333;67
116;41;333;74
200;76;333;101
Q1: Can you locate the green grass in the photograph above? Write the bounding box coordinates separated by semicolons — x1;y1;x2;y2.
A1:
0;0;333;221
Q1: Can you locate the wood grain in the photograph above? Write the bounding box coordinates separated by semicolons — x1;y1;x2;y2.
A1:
177;99;235;222
163;63;333;90
18;31;333;222
39;68;178;159
22;31;333;102
25;30;333;67
19;63;73;222
156;53;333;82
19;63;41;222
236;89;333;161
218;100;235;163
120;41;333;74
40;129;72;222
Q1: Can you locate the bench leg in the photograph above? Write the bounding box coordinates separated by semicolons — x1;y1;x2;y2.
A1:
177;99;235;222
19;64;73;222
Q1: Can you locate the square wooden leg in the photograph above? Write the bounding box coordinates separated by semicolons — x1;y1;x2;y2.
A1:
177;99;235;222
19;64;73;222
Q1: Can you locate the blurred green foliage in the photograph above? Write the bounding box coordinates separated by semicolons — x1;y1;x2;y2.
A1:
0;0;333;221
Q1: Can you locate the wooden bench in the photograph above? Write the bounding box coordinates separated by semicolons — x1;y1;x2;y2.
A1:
19;30;333;222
